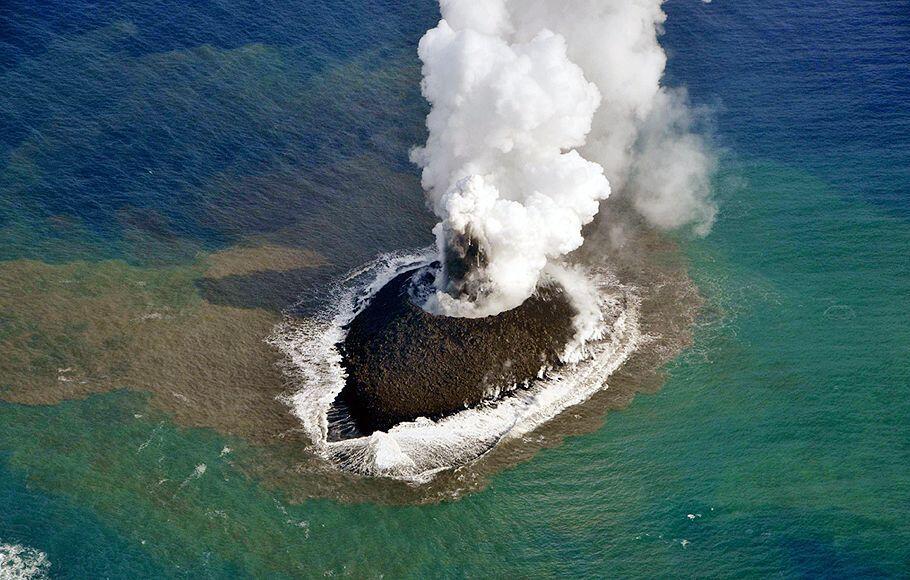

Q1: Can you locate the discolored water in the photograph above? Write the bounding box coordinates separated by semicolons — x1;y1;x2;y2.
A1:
1;0;909;577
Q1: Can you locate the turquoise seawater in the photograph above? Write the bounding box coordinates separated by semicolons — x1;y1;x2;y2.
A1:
1;0;908;577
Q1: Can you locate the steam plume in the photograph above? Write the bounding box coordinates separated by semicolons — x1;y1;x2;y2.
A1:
412;0;715;317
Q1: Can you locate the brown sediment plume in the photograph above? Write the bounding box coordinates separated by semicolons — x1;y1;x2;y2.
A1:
0;244;323;445
253;202;705;505
0;202;704;505
204;244;325;279
376;203;706;503
336;266;577;434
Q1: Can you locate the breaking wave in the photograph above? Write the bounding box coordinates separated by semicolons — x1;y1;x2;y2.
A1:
270;250;642;483
0;543;50;580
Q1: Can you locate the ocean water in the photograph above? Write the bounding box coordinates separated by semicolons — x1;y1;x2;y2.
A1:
1;0;909;577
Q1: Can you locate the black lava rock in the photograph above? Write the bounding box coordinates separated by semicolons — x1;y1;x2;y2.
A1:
335;266;577;435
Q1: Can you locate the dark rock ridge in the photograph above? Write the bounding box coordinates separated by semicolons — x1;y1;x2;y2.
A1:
334;265;577;436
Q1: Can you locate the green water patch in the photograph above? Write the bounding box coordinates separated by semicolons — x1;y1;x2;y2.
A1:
0;447;168;578
0;392;300;577
570;159;910;575
0;160;907;576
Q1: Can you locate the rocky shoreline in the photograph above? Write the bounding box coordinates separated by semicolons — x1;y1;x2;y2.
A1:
335;266;578;434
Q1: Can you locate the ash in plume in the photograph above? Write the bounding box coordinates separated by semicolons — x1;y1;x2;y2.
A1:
411;0;715;318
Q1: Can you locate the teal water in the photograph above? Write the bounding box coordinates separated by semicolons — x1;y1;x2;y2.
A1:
2;0;909;577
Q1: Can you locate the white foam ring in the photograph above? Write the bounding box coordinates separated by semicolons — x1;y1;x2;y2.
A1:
0;543;50;580
270;249;641;483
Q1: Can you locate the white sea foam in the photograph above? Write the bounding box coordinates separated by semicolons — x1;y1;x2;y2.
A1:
270;250;641;483
0;544;50;580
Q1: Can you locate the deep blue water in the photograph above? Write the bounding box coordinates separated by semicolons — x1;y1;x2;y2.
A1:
0;0;436;266
664;0;910;214
2;0;907;264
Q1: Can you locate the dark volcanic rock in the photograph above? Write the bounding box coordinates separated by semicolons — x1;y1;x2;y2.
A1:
336;266;577;435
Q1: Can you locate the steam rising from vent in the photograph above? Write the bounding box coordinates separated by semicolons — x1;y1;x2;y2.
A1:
412;0;715;317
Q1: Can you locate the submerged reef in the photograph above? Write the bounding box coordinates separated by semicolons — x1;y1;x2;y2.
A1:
336;266;577;434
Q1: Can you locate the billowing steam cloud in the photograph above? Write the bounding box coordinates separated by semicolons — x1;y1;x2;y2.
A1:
412;0;715;318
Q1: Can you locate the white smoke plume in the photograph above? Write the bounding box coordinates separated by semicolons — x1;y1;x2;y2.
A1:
412;0;715;317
